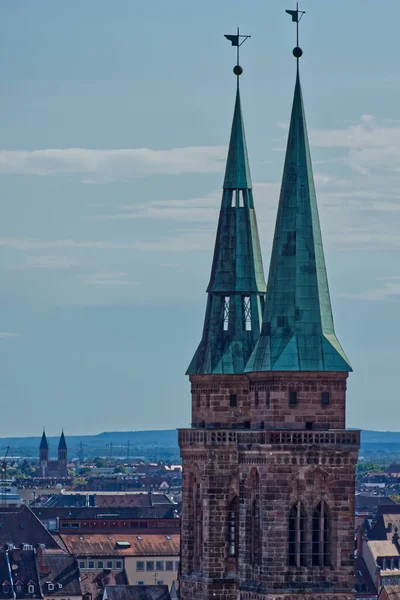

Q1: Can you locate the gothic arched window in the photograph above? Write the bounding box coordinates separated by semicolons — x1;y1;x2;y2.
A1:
228;496;238;557
192;470;203;572
249;471;261;567
288;502;306;567
312;501;329;566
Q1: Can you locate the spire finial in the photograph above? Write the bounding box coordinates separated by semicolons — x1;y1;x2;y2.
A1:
286;3;305;68
224;28;251;82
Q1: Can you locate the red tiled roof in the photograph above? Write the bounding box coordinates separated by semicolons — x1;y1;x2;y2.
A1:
60;534;180;557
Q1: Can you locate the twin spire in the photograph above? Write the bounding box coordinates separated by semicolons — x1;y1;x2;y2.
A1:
187;23;350;375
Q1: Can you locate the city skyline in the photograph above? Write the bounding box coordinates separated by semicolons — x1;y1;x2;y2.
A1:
1;0;400;434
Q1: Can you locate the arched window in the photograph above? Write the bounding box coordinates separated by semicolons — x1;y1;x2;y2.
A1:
288;502;306;567
192;470;203;572
248;470;261;568
312;501;329;566
228;496;238;557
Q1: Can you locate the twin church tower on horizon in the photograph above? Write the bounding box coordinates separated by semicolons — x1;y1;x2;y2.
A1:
179;11;360;600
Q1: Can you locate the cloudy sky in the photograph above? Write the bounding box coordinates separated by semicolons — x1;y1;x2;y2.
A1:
0;0;399;436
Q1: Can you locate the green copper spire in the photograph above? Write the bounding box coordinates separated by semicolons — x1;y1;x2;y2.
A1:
187;76;266;375
246;71;351;372
223;87;252;190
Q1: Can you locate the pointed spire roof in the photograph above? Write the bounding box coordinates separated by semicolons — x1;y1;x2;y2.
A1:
246;71;351;372
187;82;266;375
58;431;67;450
223;86;252;190
39;430;48;450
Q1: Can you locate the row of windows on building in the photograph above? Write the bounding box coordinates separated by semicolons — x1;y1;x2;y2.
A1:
79;559;123;570
136;580;165;586
2;582;60;594
226;497;330;568
381;576;400;586
197;391;331;409
136;560;179;572
377;557;400;570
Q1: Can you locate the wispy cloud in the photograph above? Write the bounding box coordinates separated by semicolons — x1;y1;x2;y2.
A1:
0;332;21;339
340;277;400;301
0;146;227;181
85;272;137;286
11;255;77;269
310;114;400;174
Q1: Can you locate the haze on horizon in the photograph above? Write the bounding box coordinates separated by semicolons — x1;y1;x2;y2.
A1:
0;0;399;436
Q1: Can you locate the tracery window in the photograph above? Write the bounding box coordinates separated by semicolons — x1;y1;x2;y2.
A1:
288;501;306;567
228;496;238;557
192;471;203;571
223;296;230;331
249;470;261;567
312;501;329;566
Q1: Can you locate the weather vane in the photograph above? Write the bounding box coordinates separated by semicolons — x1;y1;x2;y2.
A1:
224;28;251;79
286;2;305;64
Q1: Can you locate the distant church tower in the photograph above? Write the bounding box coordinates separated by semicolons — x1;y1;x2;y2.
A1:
179;17;359;600
38;430;68;478
39;430;49;477
58;430;67;462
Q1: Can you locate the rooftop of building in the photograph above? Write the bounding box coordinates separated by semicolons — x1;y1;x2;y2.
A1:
32;505;180;521
80;569;128;600
355;556;378;597
367;540;400;560
0;506;63;551
37;551;81;596
355;494;395;514
380;586;400;600
60;533;180;557
104;585;170;600
42;492;174;509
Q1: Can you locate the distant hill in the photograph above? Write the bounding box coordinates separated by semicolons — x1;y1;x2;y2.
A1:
1;429;399;459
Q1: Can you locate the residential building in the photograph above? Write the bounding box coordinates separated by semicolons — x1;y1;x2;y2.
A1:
32;506;180;534
60;533;179;589
179;21;359;600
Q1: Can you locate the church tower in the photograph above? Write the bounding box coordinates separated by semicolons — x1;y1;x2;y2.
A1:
58;431;67;462
180;30;266;600
39;429;49;477
179;14;359;600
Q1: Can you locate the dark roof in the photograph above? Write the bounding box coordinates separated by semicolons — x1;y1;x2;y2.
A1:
8;549;40;600
376;505;400;517
355;494;395;514
80;570;127;600
39;431;49;451
58;432;67;451
42;493;173;509
105;585;170;600
355;556;377;597
388;465;400;474
32;505;179;521
37;552;81;596
0;506;62;550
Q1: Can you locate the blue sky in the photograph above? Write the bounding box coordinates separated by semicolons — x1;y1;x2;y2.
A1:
0;0;399;435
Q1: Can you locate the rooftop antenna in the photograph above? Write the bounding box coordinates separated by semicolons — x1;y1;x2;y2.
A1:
224;27;251;86
286;3;306;69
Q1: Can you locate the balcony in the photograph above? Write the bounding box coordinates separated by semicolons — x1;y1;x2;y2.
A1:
178;428;360;450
